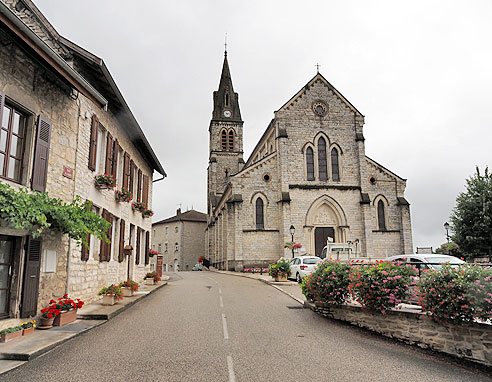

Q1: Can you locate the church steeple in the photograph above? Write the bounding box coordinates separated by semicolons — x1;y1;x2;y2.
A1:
212;54;242;122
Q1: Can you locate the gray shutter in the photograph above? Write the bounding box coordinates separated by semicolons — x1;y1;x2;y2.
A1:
32;115;52;192
145;230;150;265
21;237;42;317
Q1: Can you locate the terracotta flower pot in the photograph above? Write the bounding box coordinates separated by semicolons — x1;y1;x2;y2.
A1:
0;330;23;342
121;287;134;297
38;317;55;329
101;295;117;306
53;309;77;327
22;327;35;336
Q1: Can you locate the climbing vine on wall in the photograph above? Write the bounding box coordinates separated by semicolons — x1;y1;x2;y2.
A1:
0;183;110;246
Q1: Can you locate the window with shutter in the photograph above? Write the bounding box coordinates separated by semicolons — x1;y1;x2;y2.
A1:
318;137;328;181
135;227;141;265
228;130;234;151
88;115;98;171
32;115;52;192
1;99;27;184
111;139;119;180
129;159;135;195
122;152;130;190
142;175;149;206
21;237;42;317
137;169;142;203
145;231;150;265
81;234;90;261
119;219;125;263
105;133;113;175
100;209;113;262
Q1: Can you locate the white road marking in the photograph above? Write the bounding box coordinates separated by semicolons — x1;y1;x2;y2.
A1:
219;288;222;295
227;356;236;382
207;277;218;284
222;313;229;339
220;295;224;308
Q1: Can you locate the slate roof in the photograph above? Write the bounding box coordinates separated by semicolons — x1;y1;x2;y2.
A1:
153;210;207;225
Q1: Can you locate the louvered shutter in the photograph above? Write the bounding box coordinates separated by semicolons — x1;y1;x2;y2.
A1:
0;91;5;129
145;230;150;265
142;175;149;206
100;209;112;262
111;139;119;179
135;227;141;265
81;234;90;261
105;133;113;175
118;219;125;262
88;115;98;171
20;237;42;317
129;159;135;194
137;169;142;203
32;115;52;192
99;210;107;262
122;153;130;190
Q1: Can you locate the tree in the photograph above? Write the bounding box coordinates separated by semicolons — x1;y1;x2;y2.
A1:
450;167;492;261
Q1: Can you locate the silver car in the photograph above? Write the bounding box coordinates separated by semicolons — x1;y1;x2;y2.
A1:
386;254;465;270
289;256;322;283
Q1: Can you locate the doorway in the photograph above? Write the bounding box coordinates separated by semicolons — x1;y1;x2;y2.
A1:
314;227;335;257
0;236;14;319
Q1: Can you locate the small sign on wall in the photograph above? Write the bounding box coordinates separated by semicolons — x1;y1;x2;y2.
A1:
42;250;57;273
63;166;73;179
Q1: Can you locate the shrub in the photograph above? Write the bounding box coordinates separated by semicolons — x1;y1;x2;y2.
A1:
301;260;352;304
349;261;417;314
269;257;291;278
417;263;492;325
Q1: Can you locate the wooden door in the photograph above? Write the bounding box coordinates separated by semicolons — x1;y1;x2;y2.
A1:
0;236;15;319
314;227;335;257
21;237;42;318
156;255;163;277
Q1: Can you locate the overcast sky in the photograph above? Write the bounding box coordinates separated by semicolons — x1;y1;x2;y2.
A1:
34;0;491;251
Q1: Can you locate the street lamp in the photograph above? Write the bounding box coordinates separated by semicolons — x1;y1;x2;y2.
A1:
444;222;450;255
289;225;295;258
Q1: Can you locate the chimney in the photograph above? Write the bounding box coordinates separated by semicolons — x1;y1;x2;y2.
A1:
176;208;181;216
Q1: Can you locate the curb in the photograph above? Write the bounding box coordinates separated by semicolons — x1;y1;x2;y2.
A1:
210;269;305;305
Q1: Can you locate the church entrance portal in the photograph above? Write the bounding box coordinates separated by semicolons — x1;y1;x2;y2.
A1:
314;227;335;257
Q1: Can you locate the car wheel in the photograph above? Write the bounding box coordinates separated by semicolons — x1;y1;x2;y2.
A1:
296;273;302;283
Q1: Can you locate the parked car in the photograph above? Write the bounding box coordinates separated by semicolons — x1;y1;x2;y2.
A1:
192;263;203;271
289;256;322;283
386;254;465;270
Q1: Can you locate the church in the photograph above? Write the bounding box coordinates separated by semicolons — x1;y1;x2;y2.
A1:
206;53;413;270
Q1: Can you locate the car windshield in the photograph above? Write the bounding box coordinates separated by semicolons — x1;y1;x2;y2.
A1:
303;258;321;264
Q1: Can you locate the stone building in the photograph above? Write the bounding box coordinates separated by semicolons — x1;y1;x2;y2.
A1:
152;209;207;272
206;53;413;270
0;0;165;328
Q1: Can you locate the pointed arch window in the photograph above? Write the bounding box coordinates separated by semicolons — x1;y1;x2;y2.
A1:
225;93;230;107
377;200;386;230
221;130;227;150
318;137;327;181
255;198;264;229
228;130;234;151
331;148;340;181
306;147;314;180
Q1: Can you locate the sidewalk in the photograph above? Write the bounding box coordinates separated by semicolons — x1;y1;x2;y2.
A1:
210;269;306;304
0;279;169;375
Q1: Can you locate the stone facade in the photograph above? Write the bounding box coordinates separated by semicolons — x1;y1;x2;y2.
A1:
0;0;165;328
207;56;413;270
152;209;207;272
310;302;492;367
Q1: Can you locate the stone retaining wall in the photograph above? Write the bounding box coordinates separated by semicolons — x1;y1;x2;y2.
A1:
308;302;492;367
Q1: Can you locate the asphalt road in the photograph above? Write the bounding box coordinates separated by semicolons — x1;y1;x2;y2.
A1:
3;272;491;382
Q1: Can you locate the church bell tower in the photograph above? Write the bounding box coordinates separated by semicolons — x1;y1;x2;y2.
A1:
207;52;244;214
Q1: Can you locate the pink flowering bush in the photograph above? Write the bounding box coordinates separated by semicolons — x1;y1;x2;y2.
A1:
301;261;352;304
349;261;417;314
417;264;492;325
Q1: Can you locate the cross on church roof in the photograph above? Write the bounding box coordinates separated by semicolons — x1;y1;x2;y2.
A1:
316;63;320;73
224;33;228;56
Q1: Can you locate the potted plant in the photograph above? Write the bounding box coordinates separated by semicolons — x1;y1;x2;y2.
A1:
51;294;84;327
119;280;139;297
21;320;36;336
0;326;23;342
149;249;158;258
144;271;161;285
269;257;291;282
38;306;61;329
98;284;123;305
115;188;133;202
142;208;154;218
131;201;146;212
94;173;116;189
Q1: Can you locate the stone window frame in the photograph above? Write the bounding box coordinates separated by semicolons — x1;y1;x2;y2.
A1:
251;192;268;230
219;127;235;152
373;195;389;231
329;143;343;182
302;142;316;181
